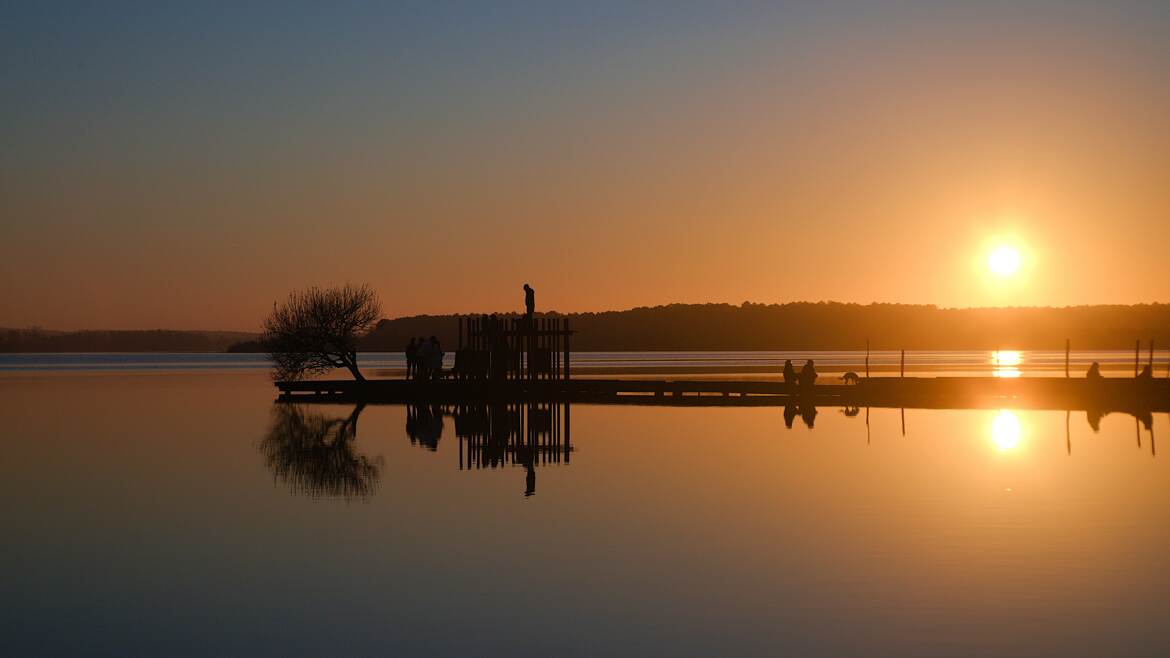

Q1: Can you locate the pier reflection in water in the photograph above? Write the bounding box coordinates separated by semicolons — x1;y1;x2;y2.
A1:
263;401;573;498
8;371;1170;656
261;397;1163;502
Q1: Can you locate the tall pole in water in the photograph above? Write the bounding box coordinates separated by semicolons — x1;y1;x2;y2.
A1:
865;339;870;379
900;349;905;379
1062;334;1071;377
1135;340;1140;377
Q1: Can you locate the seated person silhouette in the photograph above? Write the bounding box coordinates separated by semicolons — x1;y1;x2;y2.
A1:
1137;363;1153;380
1086;361;1103;380
782;359;797;391
799;359;817;391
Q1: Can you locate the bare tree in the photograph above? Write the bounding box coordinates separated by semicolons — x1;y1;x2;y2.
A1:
263;284;381;381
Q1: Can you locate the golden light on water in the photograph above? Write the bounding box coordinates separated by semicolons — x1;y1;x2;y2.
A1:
991;410;1022;452
988;245;1021;277
992;350;1023;378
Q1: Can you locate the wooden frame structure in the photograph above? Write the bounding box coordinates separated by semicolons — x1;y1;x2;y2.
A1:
453;316;572;382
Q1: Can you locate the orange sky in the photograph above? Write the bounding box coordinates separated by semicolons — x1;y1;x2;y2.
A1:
2;3;1169;330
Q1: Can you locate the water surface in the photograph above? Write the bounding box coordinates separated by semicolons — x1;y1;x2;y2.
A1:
3;369;1169;656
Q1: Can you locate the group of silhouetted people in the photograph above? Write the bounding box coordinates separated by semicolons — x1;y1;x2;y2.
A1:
1085;360;1155;381
782;359;818;392
405;336;444;380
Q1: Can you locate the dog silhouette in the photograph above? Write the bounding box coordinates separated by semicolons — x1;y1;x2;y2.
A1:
840;371;860;385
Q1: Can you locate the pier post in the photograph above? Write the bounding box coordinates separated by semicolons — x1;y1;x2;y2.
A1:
563;319;571;381
1065;339;1070;378
865;339;870;379
1135;340;1140;377
900;349;905;379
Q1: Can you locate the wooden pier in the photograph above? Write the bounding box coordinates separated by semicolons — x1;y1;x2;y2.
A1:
277;376;1170;413
277;317;1170;413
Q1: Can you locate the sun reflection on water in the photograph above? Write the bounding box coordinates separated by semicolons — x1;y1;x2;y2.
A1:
991;410;1022;452
992;350;1022;378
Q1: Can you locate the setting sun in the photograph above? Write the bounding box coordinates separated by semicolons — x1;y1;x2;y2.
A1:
988;246;1022;277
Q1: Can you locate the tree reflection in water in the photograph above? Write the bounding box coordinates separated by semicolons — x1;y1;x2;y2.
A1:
260;403;383;500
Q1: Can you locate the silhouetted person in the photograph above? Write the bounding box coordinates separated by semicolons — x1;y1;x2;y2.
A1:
417;336;435;380
523;283;535;320
799;359;817;390
1086;361;1103;381
782;359;797;391
1137;363;1153;380
405;337;418;380
428;335;443;380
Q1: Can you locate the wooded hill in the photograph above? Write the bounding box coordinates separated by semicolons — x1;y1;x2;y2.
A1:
0;329;258;352
359;302;1170;352
9;303;1168;353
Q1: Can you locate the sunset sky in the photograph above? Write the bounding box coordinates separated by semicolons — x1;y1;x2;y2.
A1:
3;2;1169;330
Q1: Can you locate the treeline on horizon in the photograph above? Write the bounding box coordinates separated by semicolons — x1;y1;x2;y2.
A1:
0;329;256;353
360;302;1170;352
5;303;1170;353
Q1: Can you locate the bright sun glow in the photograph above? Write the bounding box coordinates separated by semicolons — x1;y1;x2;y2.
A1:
988;245;1021;277
992;350;1022;378
991;410;1022;452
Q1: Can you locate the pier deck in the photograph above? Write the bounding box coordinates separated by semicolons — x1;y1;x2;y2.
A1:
276;376;1170;412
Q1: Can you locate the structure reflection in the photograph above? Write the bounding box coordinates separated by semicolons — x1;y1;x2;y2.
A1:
260;404;383;500
452;402;572;497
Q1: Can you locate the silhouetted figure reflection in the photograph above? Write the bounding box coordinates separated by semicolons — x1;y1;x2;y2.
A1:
1137;409;1154;431
782;359;797;392
783;403;798;429
782;401;817;429
801;403;818;428
525;462;536;497
406;404;444;450
259;404;382;500
841;405;860;417
1086;406;1104;432
799;359;817;391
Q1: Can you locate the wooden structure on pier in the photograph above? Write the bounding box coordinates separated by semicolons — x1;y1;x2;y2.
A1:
453;316;573;382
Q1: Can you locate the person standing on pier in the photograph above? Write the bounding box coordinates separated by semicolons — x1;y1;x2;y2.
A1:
524;283;535;320
405;337;418;380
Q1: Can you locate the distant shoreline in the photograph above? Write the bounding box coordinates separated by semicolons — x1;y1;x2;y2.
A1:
6;301;1170;353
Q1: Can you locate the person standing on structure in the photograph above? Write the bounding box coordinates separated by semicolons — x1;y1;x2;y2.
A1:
523;283;535;320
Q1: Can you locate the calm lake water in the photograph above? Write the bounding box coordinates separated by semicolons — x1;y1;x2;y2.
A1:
1;349;1164;377
3;364;1170;656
